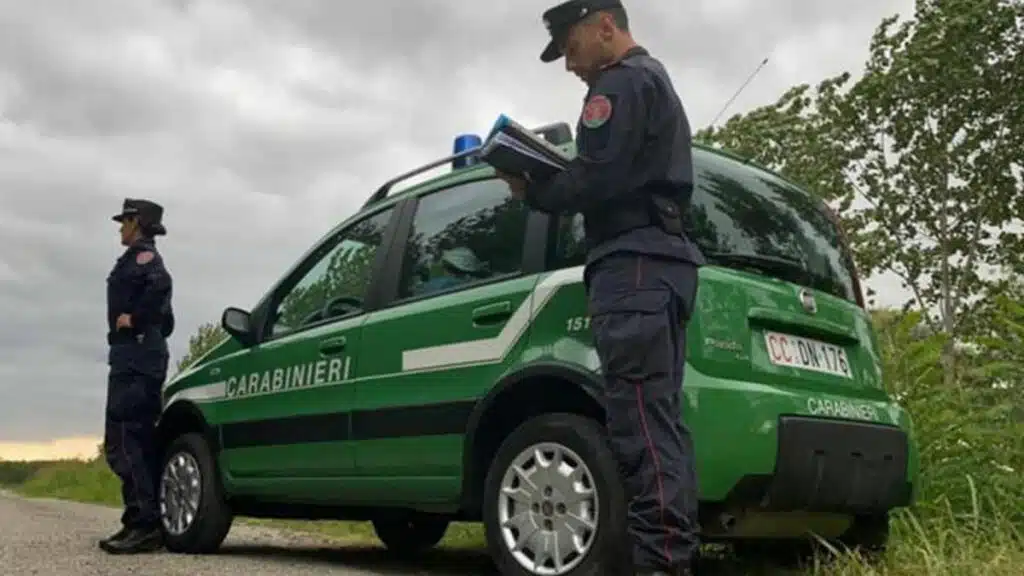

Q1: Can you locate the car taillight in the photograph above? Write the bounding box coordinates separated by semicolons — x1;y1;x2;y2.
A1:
820;203;866;309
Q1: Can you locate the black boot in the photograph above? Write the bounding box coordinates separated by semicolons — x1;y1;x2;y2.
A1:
99;526;163;554
97;526;130;548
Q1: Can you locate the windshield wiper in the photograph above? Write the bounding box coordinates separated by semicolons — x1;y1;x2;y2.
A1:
707;252;811;284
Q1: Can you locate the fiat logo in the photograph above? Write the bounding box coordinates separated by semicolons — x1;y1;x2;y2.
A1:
799;289;817;314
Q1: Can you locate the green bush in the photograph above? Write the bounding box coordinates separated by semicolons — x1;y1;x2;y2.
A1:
17;458;122;506
875;310;1024;527
0;460;60;486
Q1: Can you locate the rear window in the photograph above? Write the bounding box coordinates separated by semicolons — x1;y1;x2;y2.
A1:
686;149;859;304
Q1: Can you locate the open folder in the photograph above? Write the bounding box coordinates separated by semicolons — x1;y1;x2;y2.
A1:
478;114;571;183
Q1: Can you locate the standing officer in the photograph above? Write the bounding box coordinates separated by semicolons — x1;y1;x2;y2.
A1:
99;198;175;555
499;1;704;574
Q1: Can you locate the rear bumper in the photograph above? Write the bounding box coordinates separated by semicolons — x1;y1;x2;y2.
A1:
718;415;913;515
766;415;911;513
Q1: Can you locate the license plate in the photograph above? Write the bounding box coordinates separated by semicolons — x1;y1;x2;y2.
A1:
764;331;852;379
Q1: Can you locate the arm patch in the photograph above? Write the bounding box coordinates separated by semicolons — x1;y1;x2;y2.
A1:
136;251;154;265
581;94;613;129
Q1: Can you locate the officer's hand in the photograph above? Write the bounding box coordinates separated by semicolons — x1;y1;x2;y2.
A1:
496;171;527;199
116;314;132;330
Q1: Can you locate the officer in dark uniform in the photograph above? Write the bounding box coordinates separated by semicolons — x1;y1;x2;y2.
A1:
499;1;705;574
99;198;175;555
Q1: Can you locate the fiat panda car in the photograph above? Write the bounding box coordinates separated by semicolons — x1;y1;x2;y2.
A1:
156;122;918;575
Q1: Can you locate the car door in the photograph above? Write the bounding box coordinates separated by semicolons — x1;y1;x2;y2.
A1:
214;205;398;483
352;177;543;497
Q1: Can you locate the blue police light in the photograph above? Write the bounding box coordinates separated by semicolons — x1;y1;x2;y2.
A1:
452;134;482;170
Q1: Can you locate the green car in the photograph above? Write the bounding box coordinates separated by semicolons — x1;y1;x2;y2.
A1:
157;123;918;575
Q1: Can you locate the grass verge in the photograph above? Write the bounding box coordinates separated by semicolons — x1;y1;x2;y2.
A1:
3;458;1022;574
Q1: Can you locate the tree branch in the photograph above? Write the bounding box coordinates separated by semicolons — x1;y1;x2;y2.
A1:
887;262;941;333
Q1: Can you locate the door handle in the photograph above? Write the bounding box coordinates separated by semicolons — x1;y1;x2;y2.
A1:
472;301;513;327
319;336;348;356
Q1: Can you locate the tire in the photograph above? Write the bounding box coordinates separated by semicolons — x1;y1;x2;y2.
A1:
482;413;627;576
159;432;234;554
372;512;449;557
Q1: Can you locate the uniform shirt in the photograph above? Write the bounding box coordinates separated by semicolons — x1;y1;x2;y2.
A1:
106;237;174;341
524;46;705;268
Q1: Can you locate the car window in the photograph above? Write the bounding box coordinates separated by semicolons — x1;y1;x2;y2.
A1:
269;208;394;337
397;178;529;300
550;152;858;304
686;151;858;303
550;212;587;270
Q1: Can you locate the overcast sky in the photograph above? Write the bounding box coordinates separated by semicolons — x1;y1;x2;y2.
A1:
0;0;913;456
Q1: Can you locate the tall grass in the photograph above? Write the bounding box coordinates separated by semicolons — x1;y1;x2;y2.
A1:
811;480;1023;575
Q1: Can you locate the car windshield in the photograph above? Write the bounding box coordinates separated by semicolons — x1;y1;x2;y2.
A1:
685;149;859;304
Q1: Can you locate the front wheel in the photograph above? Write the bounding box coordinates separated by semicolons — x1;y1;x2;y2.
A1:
482;413;627;576
159;433;234;554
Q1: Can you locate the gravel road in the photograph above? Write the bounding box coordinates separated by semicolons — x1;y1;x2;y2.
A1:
0;491;496;576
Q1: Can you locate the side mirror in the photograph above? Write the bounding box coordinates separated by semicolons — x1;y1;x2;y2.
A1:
221;307;255;347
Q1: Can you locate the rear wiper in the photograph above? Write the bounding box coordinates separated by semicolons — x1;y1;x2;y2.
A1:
707;252;811;284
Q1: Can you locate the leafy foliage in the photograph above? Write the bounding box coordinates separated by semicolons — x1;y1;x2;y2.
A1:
832;0;1023;338
698;0;1024;351
871;308;1024;527
694;78;853;208
174;321;228;374
970;278;1024;383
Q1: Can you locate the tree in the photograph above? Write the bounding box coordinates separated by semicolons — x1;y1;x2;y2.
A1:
175;321;228;374
694;77;854;210
832;0;1022;336
699;0;1024;384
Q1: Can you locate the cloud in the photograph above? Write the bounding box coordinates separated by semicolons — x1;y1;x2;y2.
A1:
0;0;913;447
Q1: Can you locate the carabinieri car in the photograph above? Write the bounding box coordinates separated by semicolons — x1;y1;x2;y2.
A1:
156;121;918;575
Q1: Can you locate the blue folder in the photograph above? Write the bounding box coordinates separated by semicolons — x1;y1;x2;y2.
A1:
479;114;570;183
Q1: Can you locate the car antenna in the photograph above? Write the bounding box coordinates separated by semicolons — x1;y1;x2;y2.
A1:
708;54;770;128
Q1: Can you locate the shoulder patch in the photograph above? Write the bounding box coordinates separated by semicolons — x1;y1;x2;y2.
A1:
136;251;154;265
581;94;613;129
